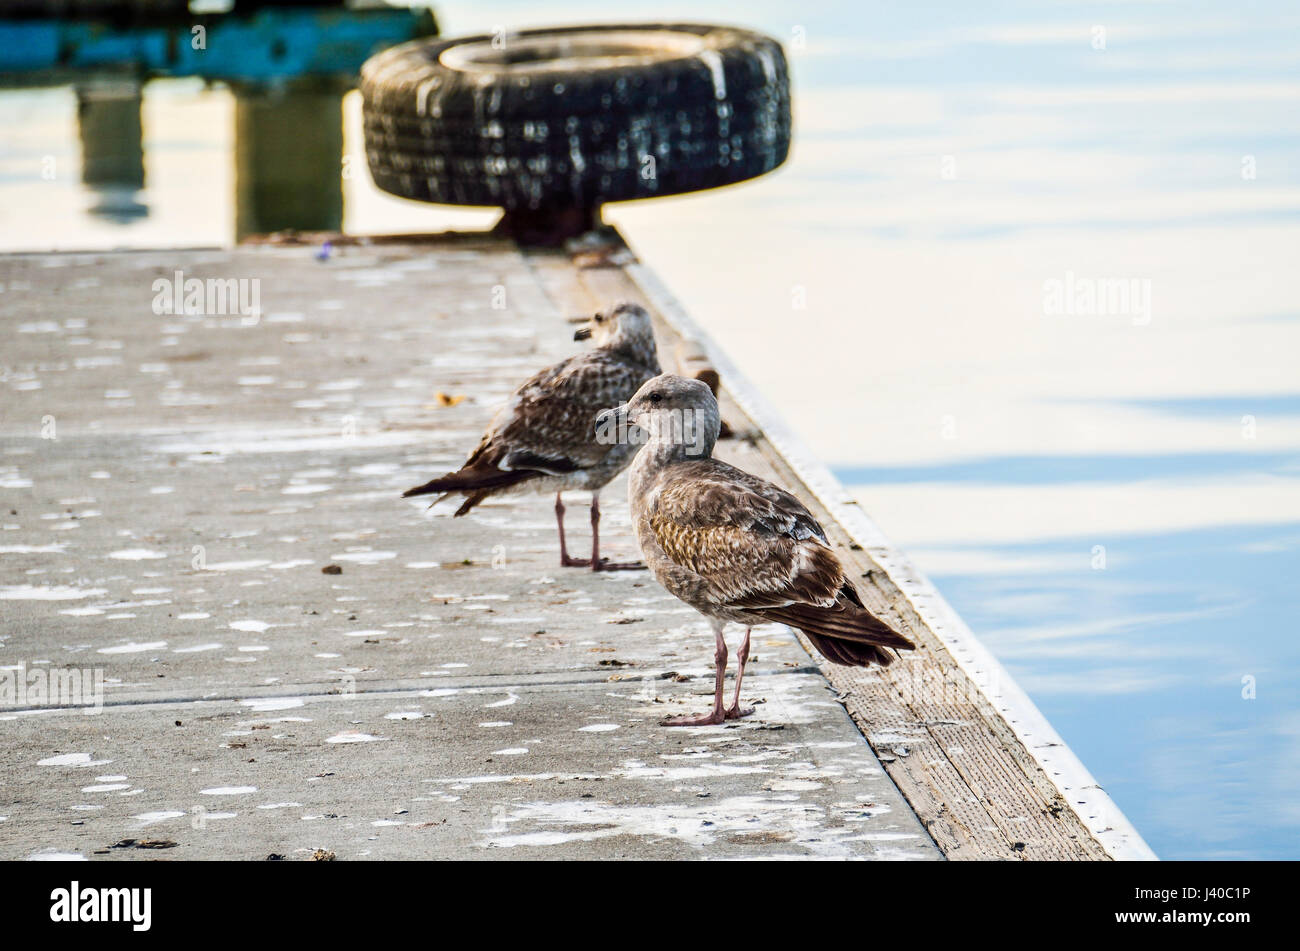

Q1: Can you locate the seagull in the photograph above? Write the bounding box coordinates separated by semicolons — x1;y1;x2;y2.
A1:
403;302;661;571
604;374;915;725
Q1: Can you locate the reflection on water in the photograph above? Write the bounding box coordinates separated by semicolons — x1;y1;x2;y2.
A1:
0;0;1297;859
912;521;1300;859
232;82;344;240
0;78;354;248
76;79;147;223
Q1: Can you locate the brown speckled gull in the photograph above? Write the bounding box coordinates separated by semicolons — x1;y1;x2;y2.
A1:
605;374;915;725
402;302;661;571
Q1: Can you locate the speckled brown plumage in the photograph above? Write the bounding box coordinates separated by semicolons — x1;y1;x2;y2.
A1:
403;302;660;570
640;457;912;662
456;353;655;486
621;375;914;679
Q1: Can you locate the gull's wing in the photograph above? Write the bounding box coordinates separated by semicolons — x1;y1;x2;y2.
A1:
648;459;913;654
468;353;648;474
648;459;837;607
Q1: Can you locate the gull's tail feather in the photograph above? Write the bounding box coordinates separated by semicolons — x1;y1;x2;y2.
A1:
762;600;913;651
803;633;897;668
761;582;914;668
453;491;491;517
401;466;538;516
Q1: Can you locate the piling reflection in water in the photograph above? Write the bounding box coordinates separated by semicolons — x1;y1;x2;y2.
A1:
76;78;147;223
0;0;434;240
71;76;347;238
233;81;344;240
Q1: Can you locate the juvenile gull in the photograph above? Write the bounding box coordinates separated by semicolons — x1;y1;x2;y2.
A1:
605;374;915;725
403;302;660;570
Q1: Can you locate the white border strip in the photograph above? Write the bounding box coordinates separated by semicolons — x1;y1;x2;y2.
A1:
628;261;1157;861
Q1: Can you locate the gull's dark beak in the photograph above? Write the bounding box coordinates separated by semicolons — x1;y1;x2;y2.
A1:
574;326;592;341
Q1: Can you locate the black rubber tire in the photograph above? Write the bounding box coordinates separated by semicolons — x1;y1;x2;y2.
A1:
360;23;791;211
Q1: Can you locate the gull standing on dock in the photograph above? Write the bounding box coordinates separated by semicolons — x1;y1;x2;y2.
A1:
604;374;915;725
403;302;661;570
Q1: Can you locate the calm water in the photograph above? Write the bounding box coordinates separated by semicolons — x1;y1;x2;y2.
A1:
2;1;1297;859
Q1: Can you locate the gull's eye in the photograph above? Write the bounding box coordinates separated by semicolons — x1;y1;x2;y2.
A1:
649;392;663;404
593;313;605;323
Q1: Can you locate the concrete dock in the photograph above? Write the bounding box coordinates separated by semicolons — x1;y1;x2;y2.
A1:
0;232;1151;860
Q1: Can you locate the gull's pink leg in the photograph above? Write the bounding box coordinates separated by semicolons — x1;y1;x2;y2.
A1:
556;493;591;567
662;623;728;726
726;628;754;720
589;492;644;572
